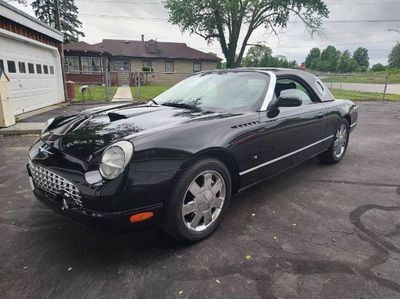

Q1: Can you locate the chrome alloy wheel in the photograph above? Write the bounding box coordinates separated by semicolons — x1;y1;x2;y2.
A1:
333;123;348;159
182;170;226;232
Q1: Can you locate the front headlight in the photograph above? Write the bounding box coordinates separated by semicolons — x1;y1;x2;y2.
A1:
99;141;134;180
41;118;55;134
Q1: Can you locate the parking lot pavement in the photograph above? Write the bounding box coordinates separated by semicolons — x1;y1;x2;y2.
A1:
0;101;399;299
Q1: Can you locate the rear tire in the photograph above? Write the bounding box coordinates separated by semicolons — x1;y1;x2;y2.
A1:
318;119;350;164
161;158;232;243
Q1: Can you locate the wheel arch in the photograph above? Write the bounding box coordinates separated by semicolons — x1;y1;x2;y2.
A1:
179;147;241;194
344;114;351;126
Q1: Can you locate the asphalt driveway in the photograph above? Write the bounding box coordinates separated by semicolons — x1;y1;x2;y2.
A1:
0;101;399;299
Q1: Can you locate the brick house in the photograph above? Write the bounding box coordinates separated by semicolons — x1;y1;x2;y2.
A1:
63;36;221;85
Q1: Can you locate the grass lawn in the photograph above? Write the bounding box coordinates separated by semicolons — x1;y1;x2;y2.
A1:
322;73;400;84
131;85;172;99
74;85;117;102
330;89;400;101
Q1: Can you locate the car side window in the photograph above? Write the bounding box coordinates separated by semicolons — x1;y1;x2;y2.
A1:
275;78;313;105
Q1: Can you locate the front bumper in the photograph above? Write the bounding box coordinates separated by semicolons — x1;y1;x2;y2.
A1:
27;138;179;230
32;186;163;231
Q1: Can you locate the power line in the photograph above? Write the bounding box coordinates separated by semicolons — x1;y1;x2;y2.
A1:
77;0;400;5
80;14;400;23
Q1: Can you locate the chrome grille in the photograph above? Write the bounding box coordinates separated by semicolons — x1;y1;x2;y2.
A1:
29;162;82;206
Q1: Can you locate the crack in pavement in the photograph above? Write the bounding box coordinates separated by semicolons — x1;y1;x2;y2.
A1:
307;179;400;189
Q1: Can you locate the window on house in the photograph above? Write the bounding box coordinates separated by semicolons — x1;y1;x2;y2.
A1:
165;61;174;73
143;60;152;68
113;60;130;71
193;62;202;73
65;56;79;73
18;62;26;73
43;65;49;74
36;64;42;74
92;57;101;73
28;63;35;74
7;61;16;73
50;66;54;74
0;60;4;73
81;57;91;73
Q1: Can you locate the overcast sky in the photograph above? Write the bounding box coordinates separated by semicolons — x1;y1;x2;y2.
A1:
11;0;400;65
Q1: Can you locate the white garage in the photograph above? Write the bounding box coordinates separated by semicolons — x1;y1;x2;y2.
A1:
0;1;64;115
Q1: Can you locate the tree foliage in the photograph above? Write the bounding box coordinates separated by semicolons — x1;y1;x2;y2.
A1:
353;47;369;70
319;46;341;72
164;0;329;68
305;47;320;69
242;45;297;68
389;42;400;68
371;63;386;72
305;46;372;73
31;0;84;42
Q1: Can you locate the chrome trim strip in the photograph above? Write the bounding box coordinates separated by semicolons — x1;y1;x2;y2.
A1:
239;135;335;176
259;71;277;111
350;122;357;128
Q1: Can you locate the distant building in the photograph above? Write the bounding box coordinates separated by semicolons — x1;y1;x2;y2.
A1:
63;36;221;85
0;0;64;115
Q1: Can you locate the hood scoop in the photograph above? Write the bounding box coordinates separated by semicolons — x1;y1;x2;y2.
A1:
108;112;128;122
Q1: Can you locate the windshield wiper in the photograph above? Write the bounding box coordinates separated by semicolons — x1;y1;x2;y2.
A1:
149;99;158;105
161;102;201;111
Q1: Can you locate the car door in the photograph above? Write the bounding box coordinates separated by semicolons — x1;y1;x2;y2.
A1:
258;76;328;179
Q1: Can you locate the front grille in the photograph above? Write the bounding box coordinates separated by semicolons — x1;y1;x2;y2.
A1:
29;162;82;206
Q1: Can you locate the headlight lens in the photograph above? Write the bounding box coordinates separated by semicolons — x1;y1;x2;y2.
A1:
99;141;134;180
41;118;55;134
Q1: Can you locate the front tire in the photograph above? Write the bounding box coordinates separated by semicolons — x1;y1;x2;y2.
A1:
161;158;232;243
318;119;350;164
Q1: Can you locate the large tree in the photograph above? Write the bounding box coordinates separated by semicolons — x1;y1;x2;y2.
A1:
305;47;321;69
353;47;369;70
338;50;359;73
319;45;341;72
242;45;297;68
31;0;84;42
388;42;400;68
164;0;329;68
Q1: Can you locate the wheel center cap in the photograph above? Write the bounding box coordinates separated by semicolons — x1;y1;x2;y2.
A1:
198;200;210;212
203;190;213;201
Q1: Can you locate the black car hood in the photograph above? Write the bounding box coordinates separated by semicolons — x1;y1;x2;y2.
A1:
43;104;234;161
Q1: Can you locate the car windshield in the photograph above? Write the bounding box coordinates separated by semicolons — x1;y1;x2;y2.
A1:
153;72;269;112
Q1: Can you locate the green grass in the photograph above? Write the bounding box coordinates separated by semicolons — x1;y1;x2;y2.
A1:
321;73;400;84
330;89;400;101
74;85;117;102
131;85;172;99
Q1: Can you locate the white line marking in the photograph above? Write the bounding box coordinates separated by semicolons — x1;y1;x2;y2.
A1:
239;135;335;176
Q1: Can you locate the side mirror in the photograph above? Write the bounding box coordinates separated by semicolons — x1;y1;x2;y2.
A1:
270;94;302;111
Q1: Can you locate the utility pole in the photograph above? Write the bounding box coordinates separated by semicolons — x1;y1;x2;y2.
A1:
54;0;61;30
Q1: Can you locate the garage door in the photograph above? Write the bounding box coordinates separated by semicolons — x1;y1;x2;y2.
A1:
0;35;64;115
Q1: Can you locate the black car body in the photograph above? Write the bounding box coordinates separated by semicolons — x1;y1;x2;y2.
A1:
28;68;358;241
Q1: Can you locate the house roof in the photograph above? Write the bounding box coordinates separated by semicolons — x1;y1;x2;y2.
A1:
64;41;106;54
0;0;63;42
64;39;221;61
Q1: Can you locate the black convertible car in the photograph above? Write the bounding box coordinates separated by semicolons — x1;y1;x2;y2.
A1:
28;68;358;242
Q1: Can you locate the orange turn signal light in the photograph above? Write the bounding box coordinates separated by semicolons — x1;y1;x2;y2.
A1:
129;212;154;223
